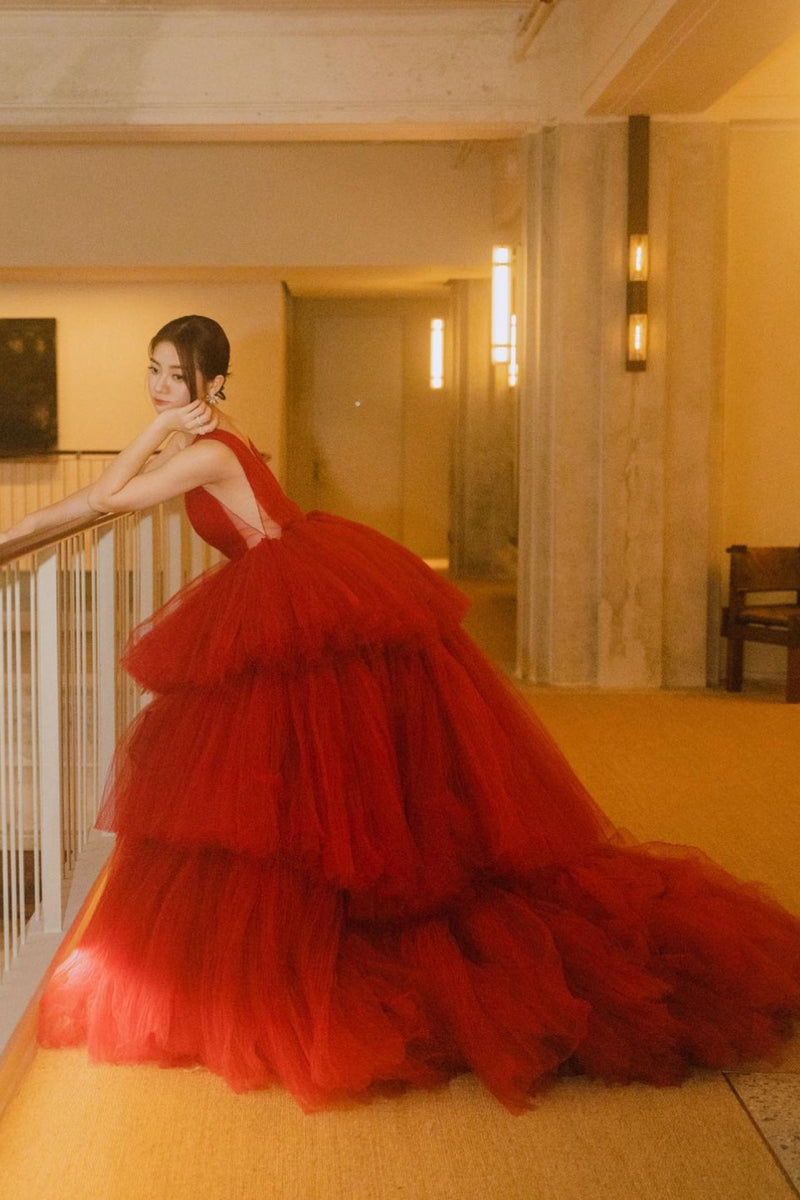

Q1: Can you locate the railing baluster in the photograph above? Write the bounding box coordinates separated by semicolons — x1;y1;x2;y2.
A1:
36;548;61;935
59;541;72;879
3;571;19;962
165;502;183;600
0;456;208;1005
0;584;10;973
95;526;116;790
76;535;87;854
13;569;25;949
29;567;41;923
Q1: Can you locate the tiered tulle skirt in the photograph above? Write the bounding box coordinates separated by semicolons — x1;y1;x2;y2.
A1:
38;513;800;1113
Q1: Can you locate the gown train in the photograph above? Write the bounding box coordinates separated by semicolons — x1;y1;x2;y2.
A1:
37;429;800;1114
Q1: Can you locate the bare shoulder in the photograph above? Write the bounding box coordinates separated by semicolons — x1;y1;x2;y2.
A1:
156;434;239;481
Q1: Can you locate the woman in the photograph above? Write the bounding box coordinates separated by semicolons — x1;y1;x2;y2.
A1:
6;315;799;1114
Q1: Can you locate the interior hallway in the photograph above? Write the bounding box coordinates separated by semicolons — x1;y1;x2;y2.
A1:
0;670;798;1200
3;3;800;1195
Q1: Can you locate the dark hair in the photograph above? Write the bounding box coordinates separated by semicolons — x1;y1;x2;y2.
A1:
149;315;230;402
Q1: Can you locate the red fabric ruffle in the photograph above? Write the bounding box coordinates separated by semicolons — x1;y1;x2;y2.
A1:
36;432;800;1111
122;513;471;692
39;835;800;1114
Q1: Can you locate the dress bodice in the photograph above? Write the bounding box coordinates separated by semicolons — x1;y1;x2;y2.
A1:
184;429;304;559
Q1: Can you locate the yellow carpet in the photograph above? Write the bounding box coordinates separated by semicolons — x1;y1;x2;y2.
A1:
0;1056;794;1200
523;685;800;915
0;685;798;1200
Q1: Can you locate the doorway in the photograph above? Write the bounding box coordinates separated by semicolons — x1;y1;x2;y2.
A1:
285;290;518;669
286;295;453;564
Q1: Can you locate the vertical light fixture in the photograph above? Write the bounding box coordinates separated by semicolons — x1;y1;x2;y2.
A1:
429;318;445;390
626;114;649;371
508;314;519;388
491;245;513;364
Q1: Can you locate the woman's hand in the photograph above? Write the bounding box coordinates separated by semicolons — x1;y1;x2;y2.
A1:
156;399;219;438
0;514;36;547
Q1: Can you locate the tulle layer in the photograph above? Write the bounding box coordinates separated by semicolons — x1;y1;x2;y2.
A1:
98;629;616;906
122;513;471;692
60;506;800;1110
38;835;800;1114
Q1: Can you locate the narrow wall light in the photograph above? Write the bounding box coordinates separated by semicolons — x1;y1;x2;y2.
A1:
430;318;445;390
626;115;649;372
628;233;649;282
508;314;519;388
491;246;513;365
627;313;648;364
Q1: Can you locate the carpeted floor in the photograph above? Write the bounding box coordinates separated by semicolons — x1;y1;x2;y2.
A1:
0;684;798;1200
525;685;800;917
0;1054;794;1200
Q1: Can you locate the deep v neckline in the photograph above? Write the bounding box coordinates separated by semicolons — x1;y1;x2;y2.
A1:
197;430;280;543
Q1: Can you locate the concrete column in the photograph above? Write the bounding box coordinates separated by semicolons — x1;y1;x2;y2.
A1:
597;123;665;689
517;121;727;689
654;122;728;686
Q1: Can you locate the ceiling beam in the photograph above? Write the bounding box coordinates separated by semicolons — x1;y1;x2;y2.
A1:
585;0;800;115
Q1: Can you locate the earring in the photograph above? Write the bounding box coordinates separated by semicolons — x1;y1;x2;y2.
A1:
206;392;219;406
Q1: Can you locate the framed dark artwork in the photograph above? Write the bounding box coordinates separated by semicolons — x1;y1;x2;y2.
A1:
0;319;57;455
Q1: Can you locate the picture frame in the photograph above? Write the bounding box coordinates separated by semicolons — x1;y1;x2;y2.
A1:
0;318;57;455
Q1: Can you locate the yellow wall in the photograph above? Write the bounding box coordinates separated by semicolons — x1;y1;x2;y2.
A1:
0;281;286;470
0;143;491;271
0;141;493;484
723;126;800;678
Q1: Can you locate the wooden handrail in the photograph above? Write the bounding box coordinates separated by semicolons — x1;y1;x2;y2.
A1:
0;510;125;568
0;450;120;460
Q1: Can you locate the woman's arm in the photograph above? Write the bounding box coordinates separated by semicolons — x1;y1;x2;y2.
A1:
0;401;225;543
0;484;99;544
86;434;232;515
0;429;189;544
87;400;216;513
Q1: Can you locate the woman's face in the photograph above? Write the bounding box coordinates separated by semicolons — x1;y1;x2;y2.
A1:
148;341;202;411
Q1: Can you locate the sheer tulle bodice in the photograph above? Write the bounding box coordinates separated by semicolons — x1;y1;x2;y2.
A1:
183;430;303;557
38;428;800;1114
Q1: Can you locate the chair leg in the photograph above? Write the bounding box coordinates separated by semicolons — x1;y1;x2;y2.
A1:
726;635;744;692
787;645;800;703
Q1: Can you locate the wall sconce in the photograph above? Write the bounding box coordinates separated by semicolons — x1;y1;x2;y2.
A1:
430;318;445;390
626;115;649;372
491;245;513;364
627;313;648;364
628;233;649;281
508;314;519;388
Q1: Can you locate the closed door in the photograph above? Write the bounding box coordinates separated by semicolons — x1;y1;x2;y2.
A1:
309;314;404;540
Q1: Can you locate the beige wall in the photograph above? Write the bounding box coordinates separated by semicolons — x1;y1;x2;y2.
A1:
722;125;800;679
0;139;492;487
0;281;286;470
0;143;491;271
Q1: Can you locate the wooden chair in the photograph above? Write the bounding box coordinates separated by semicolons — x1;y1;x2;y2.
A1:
721;545;800;702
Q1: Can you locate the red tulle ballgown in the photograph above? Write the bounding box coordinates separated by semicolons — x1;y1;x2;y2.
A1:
38;429;800;1113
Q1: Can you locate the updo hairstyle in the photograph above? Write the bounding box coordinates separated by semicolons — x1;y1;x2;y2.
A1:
149;315;230;402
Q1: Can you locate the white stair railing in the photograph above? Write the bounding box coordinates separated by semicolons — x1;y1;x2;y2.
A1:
0;482;217;1049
